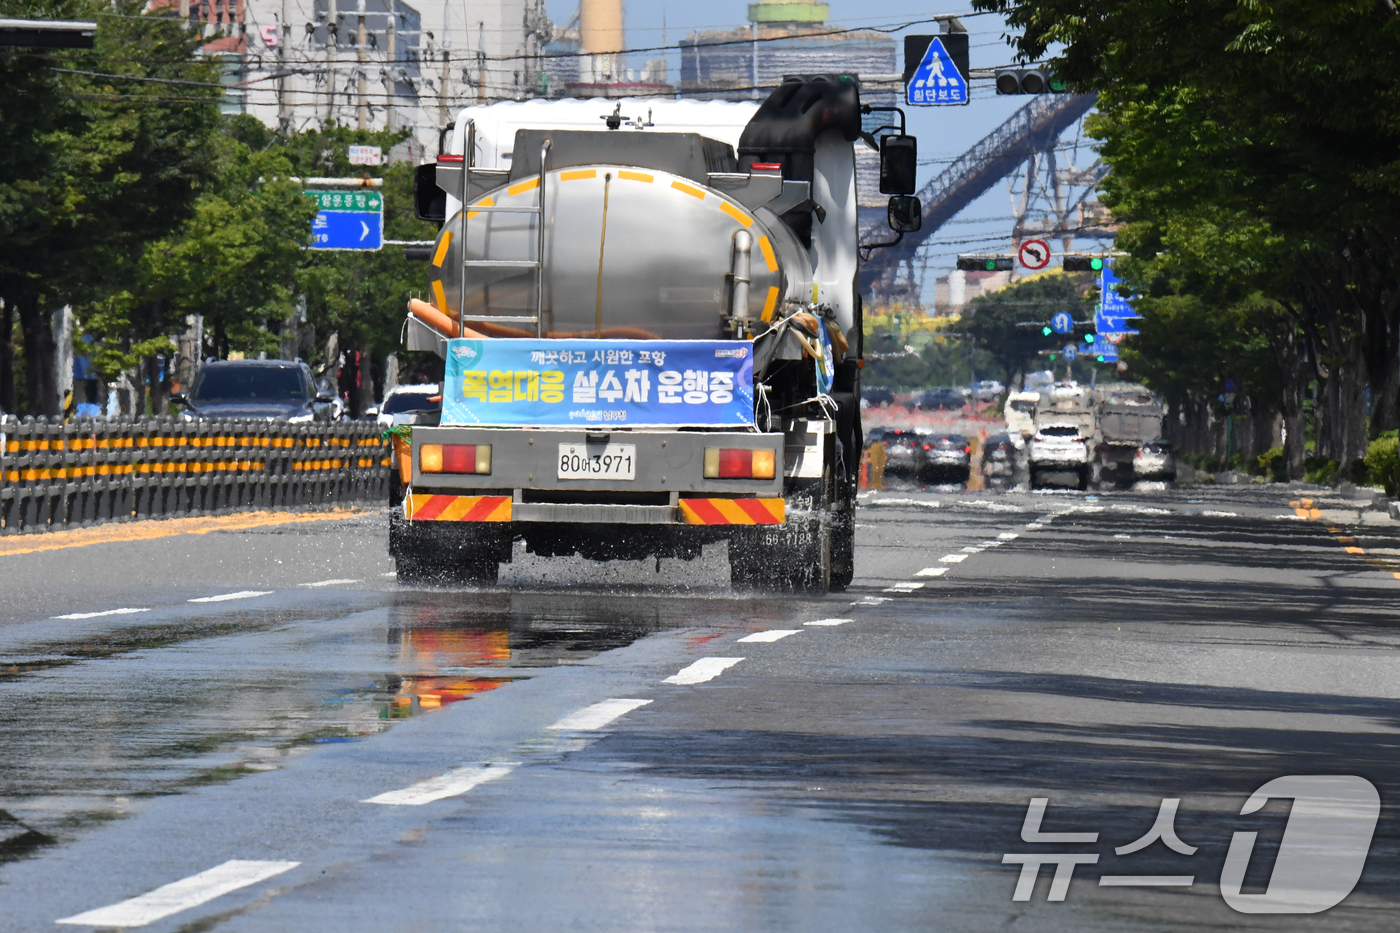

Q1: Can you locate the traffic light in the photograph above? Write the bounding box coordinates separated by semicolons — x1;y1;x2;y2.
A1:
1041;326;1053;337
995;67;1068;95
1062;255;1105;272
956;255;1014;272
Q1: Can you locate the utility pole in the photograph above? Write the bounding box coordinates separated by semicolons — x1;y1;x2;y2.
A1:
477;22;486;104
437;5;451;129
325;0;338;127
277;0;288;125
356;0;368;129
386;10;396;131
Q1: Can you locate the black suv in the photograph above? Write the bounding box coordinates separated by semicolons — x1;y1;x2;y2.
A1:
174;360;334;422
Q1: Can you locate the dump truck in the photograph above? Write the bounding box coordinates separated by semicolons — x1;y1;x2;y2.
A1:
389;77;921;594
1095;385;1166;486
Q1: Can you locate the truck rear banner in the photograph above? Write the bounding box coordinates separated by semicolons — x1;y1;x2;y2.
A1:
441;338;755;428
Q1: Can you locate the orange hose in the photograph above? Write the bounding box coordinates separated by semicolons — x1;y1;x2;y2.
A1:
407;298;489;340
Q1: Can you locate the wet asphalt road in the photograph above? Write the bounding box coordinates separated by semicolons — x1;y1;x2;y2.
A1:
2;485;1400;931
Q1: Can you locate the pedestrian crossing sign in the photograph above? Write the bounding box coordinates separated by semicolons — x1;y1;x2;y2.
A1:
907;37;968;106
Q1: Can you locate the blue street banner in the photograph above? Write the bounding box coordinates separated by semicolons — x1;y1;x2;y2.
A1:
305;189;383;251
442;339;755;427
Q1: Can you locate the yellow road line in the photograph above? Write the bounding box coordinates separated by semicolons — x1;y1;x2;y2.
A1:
0;509;369;558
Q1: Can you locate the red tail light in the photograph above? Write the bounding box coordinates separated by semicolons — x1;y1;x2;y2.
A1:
964;445;971;453
922;443;932;451
420;443;491;474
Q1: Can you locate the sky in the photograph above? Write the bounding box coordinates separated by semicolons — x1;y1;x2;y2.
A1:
539;0;1109;304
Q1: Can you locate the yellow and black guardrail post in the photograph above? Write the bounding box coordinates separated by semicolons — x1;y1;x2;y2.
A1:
0;415;391;535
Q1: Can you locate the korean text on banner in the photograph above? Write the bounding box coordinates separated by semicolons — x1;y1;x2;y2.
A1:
442;339;755;427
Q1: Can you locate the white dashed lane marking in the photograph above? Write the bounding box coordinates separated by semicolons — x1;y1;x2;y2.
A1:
915;567;948;577
56;860;300;928
546;698;652;732
962;546;985;553
851;596;891;606
664;657;744;685
940;554;968;563
998;532;1019;540
737;629;800;643
188;591;274;604
52;608;151;620
804;618;852;626
884;582;924;593
363;764;513;806
298;579;361;588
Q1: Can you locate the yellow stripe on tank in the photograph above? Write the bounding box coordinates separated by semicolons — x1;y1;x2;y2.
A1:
758;236;777;272
560;169;596;181
508;177;540;196
719;201;753;227
619;171;654;183
466;196;493;220
671;180;705;199
761;286;780;321
431;231;453;267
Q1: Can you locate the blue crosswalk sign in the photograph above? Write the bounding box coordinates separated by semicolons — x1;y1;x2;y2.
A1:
907;37;968;106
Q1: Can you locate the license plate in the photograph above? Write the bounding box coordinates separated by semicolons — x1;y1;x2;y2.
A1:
557;443;636;480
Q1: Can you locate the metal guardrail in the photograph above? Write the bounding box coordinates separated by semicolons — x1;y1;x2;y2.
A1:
0;416;391;535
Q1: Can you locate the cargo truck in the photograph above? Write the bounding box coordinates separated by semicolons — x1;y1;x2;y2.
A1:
389;77;921;594
1095;386;1166;486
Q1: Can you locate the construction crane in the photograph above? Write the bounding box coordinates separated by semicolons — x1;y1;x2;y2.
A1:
861;93;1099;302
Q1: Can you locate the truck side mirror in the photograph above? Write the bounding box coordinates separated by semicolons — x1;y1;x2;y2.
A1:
879;134;918;195
888;196;922;233
413;162;446;223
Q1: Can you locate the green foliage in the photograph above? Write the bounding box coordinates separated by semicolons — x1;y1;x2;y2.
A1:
1254;446;1286;482
1364;432;1400;496
960;270;1095;379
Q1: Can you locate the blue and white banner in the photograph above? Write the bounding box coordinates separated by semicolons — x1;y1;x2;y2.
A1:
442;338;755;427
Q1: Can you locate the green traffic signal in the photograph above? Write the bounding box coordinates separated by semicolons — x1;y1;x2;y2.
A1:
1084;333;1094;343
1049;354;1057;361
1090;257;1103;271
984;259;996;271
1097;355;1105;362
1042;326;1052;336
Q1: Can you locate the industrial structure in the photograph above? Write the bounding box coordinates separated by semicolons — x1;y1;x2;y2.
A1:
860;92;1102;304
679;1;896;214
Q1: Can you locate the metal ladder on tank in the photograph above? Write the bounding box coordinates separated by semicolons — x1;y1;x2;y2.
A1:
457;120;550;339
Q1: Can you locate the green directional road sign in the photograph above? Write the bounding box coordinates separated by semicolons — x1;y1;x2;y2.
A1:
305;189;382;250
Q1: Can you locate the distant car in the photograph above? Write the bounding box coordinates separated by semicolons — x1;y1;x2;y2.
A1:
174;360;333;422
1134;439;1176;481
922;433;971;484
1029;422;1091;489
981;432;1023;488
863;387;895;408
374;383;442;428
916;387;967;411
970;380;1005;402
880;430;929;480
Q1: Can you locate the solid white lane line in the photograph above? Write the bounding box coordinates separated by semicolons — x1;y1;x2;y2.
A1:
998;532;1019;540
664;657;743;685
188;591;274;604
52;608;151;621
851;596;891;606
915;567;948;577
940;554;968;563
56;860;300;928
363;764;513;806
737;629;800;643
884;582;924;593
297;579;361;588
546;698;652;732
804;618;853;626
